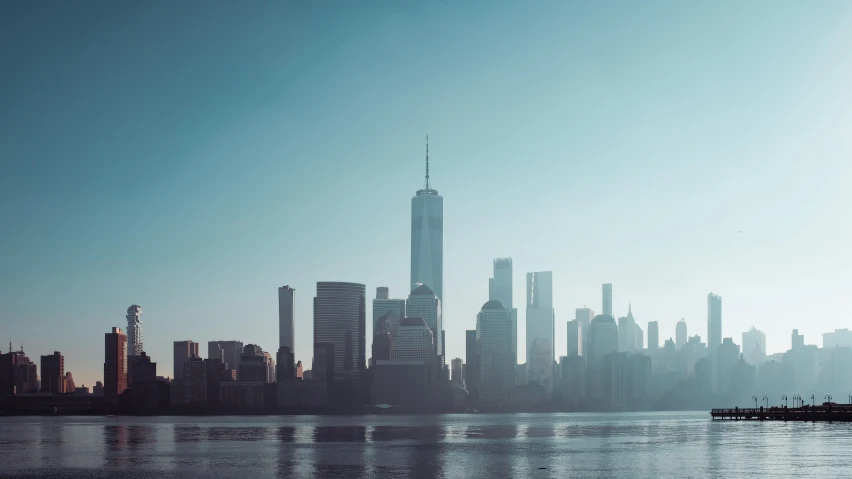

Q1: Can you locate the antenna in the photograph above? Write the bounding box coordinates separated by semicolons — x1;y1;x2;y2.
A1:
425;134;430;189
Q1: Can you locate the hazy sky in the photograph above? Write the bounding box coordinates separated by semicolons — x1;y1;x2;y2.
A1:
2;1;851;387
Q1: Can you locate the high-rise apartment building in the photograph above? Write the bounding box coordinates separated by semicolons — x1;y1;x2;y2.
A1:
391;318;435;362
647;321;659;350
40;351;64;394
410;138;443;301
126;305;143;356
278;286;295;355
104;327;127;404
313;281;366;380
489;258;517;365
526;271;554;393
567;319;583;357
407;284;443;359
174;340;200;380
602;284;613;317
675;319;687;350
477;300;515;402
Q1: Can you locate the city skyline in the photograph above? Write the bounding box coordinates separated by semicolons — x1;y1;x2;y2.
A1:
3;1;852;389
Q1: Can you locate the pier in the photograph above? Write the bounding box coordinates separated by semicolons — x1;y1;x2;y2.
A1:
711;403;852;422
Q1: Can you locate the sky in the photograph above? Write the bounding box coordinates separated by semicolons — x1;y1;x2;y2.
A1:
1;1;851;388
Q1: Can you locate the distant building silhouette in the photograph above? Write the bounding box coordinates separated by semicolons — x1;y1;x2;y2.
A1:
278;286;295;358
451;358;463;383
602;283;613;317
676;319;687;350
126;305;143;356
104;328;127;404
707;293;722;391
742;327;766;365
313;282;366;380
208;340;242;378
567;320;583;357
617;305;636;353
576;307;595;361
647;321;659;350
477;300;514;403
526;272;554;395
40;351;64;394
173;340;199;380
465;330;477;394
588;315;618;401
823;328;852;349
634;323;644;350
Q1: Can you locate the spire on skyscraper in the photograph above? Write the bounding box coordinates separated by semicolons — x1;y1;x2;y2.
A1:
425;134;430;190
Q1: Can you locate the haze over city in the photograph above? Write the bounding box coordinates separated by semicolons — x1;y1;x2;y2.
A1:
2;1;852;391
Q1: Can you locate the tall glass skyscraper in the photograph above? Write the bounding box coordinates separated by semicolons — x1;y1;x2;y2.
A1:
602;283;613;317
313;282;366;380
278;286;295;353
476;300;514;402
411;138;443;301
489;258;517;367
526;271;554;395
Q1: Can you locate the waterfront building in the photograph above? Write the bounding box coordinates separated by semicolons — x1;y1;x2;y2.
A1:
313;282;366;381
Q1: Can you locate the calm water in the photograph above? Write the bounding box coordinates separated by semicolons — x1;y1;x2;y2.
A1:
0;412;849;478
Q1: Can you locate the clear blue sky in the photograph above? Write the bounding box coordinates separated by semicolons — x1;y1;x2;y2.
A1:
2;1;851;388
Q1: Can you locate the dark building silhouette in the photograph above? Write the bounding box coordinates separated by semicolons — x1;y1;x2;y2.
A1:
276;346;295;382
40;351;65;394
239;344;269;383
313;282;366;380
0;351;19;396
104;327;128;405
465;330;477;396
128;352;156;386
372;329;392;363
204;357;232;406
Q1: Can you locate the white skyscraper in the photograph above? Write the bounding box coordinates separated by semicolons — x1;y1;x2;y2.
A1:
278;286;295;353
489;258;517;366
407;284;443;360
477;300;515;402
126;305;143;356
411;137;443;302
526;271;554;395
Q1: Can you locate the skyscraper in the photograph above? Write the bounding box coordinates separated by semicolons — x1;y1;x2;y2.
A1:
634;323;644;350
647;321;659;350
465;329;478;393
451;358;463;383
278;286;295;354
489;258;517;363
407;284;443;360
707;293;722;392
40;351;64;394
742;327;766;365
410;137;443;301
174;340;200;380
587;314;619;400
208;340;243;372
372;287;406;334
567;319;583;357
526;272;554;394
477;300;514;402
575;307;595;360
676;319;687;350
391;317;434;361
126;305;143;356
104;327;127;404
602;283;613;317
313;281;366;380
617;305;636;353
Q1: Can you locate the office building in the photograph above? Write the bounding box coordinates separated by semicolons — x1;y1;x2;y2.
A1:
313;281;366;380
410;137;443;301
717;337;740;394
465;330;477;393
129;351;157;385
373;287;406;333
742;327;766;365
617;305;636;353
707;293;722;392
208;340;242;372
490;258;517;366
238;344;271;383
174;340;200;380
567;319;583;357
576;307;595;359
587;314;619;400
126;305;143;356
103;328;127;404
634;323;644;350
602;283;613;317
676;319;687;350
391;317;434;361
477;300;515;402
172;356;207;405
647;321;659;350
526;271;554;394
451;358;463;383
278;286;295;355
40;351;64;394
407;284;442;359
823;329;852;349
